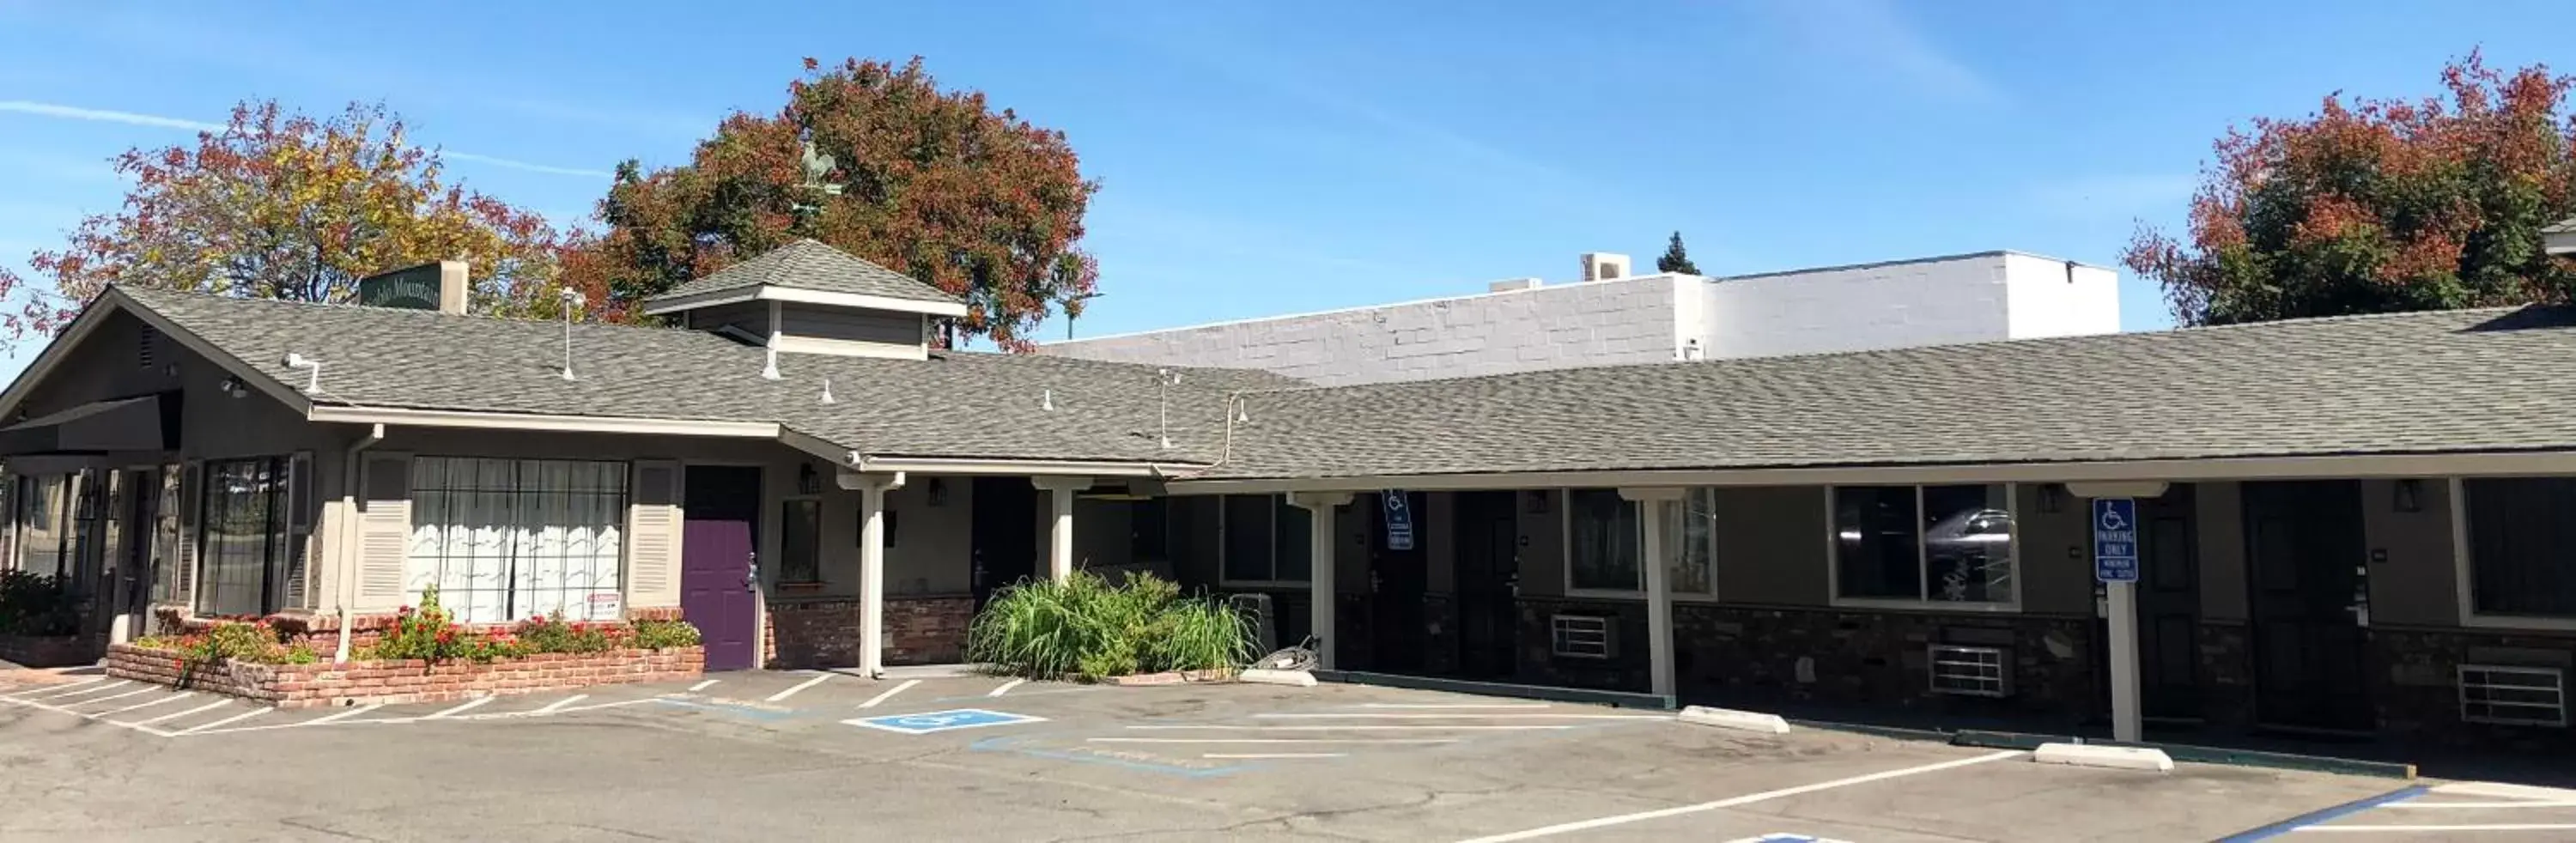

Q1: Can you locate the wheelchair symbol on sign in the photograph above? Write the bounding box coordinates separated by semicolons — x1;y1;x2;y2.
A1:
2095;501;2129;531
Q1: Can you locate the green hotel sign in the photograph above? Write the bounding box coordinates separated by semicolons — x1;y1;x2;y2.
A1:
357;263;445;310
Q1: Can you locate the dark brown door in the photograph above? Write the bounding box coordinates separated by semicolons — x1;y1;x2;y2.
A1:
2244;481;2373;732
971;478;1038;609
2138;486;2202;721
1370;491;1428;673
1452;491;1519;679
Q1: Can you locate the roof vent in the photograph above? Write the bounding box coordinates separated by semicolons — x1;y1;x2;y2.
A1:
1581;252;1631;282
1489;278;1542;293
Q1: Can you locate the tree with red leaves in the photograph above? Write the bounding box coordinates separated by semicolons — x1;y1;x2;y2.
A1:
562;57;1100;351
0;101;568;345
2125;52;2576;325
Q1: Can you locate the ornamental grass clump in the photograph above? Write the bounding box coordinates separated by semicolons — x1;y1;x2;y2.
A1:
966;572;1254;680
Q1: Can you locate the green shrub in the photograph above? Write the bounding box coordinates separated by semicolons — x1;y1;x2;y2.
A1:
135;618;318;667
967;572;1253;680
0;570;79;636
631;618;702;649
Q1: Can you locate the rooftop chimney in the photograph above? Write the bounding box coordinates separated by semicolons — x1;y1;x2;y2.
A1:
1580;252;1631;282
356;260;471;314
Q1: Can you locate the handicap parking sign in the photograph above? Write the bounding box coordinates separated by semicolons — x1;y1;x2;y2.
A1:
2093;498;2139;584
845;708;1047;735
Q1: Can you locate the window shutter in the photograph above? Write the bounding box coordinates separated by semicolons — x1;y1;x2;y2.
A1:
625;461;682;610
174;461;202;612
354;453;413;610
288;452;315;533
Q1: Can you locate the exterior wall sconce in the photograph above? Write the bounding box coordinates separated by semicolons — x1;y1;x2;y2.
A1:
2037;483;2064;514
926;477;947;507
2394;479;2423;513
797;463;822;495
1526;489;1550;515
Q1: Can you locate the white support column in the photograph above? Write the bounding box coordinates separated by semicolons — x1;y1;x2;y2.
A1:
842;470;906;679
1288;491;1354;671
1031;477;1092;581
1620;487;1686;700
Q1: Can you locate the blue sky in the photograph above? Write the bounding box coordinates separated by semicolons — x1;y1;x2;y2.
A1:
0;0;2565;376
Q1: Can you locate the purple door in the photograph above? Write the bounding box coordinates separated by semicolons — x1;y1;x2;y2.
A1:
682;465;762;671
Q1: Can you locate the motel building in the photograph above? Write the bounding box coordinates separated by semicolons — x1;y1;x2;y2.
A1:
2;238;2573;761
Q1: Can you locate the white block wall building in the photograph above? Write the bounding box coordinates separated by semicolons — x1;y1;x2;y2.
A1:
1042;251;2119;385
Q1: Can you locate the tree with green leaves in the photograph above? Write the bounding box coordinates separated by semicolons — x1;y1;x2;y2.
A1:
563;57;1099;350
1656;231;1699;275
2124;53;2576;325
0;100;566;345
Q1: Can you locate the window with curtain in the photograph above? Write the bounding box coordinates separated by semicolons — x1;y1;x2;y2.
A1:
1670;488;1717;596
1833;484;2014;604
407;458;628;623
197;458;289;616
1220;494;1311;583
2465;477;2576;618
1567;488;1641;591
781;499;822;584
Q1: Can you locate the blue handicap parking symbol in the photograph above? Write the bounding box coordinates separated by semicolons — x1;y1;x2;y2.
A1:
843;708;1047;735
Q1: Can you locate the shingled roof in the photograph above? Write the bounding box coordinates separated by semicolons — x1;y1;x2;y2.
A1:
641;240;962;309
113;287;1295;464
1197;305;2576;480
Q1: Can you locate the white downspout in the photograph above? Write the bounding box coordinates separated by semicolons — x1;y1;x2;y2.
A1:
333;423;386;664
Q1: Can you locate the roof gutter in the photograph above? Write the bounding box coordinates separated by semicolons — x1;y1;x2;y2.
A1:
306;405;779;438
1160;449;2576;494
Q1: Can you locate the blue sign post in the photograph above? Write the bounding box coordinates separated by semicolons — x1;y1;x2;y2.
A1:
1382;490;1415;551
2092;498;2139;584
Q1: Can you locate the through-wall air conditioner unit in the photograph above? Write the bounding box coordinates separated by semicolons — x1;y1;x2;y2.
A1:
1550;615;1614;659
1927;644;2012;698
2459;664;2567;727
1226;593;1277;653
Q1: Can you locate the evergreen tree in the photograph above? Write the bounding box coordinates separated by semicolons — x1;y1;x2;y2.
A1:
1656;231;1700;274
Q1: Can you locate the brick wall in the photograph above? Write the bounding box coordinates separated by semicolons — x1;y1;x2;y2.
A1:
1671;604;2097;726
763;596;973;669
1514;597;1652;692
2368;626;2576;754
106;644;704;708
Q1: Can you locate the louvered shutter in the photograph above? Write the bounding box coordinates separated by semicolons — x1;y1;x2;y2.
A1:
354;453;413;610
625;461;682;611
174;461;202;613
281;452;316;609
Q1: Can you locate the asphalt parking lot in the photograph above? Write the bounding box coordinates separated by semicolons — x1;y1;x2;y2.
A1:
0;667;2537;842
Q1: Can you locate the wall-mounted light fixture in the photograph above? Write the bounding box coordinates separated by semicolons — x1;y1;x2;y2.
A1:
1525;489;1550;515
2394;478;2423;513
797;463;822;495
926;477;947;507
216;376;248;398
2038;483;2064;514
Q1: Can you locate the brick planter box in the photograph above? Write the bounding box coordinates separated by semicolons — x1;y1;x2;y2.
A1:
105;643;704;708
0;634;100;668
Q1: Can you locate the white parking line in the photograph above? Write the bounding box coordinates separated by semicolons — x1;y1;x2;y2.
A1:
2293;824;2576;834
1205;753;1348;759
766;673;833;702
306;704;383;725
987;678;1027;698
1091;737;1459;744
31;679;133;700
535;694;588;714
96;691;191;716
1255;713;1668;720
688;679;720;692
2385;801;2576;810
426;696;496;719
180;707;269;733
860;679;920;708
1130;725;1578;731
129;700;228;726
74;688;157;707
6;676;104;697
1452;749;2024;842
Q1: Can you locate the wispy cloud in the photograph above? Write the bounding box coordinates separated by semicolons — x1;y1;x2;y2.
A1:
0;100;609;179
1763;0;2006;106
439;151;611;179
0;100;221;131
